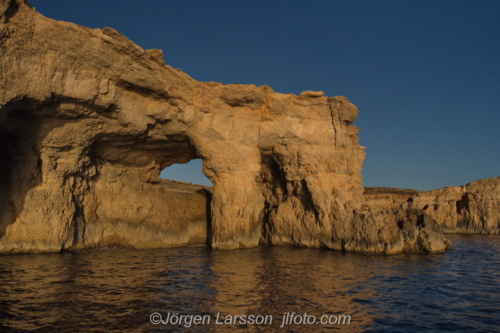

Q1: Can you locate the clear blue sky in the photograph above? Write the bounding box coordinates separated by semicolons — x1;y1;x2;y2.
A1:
30;0;499;191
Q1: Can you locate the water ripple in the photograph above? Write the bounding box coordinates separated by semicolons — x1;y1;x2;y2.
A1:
0;235;499;332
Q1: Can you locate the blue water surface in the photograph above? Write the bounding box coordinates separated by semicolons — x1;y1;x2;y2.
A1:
0;234;498;332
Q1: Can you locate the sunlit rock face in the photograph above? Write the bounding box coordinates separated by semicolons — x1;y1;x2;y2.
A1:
406;178;500;234
0;0;450;254
364;178;500;234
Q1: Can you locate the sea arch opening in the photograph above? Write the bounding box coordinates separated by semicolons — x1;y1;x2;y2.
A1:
87;133;213;248
159;158;213;188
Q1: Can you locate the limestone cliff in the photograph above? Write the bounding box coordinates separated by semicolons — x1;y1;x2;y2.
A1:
364;177;500;234
364;187;422;214
0;0;449;254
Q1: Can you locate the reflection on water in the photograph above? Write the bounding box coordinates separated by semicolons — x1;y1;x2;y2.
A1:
0;235;499;332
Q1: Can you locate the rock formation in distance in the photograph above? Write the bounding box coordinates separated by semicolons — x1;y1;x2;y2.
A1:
364;177;500;234
0;0;450;254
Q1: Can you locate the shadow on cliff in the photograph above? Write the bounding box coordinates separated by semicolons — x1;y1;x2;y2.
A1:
259;154;286;244
204;188;213;248
2;0;20;24
0;102;43;240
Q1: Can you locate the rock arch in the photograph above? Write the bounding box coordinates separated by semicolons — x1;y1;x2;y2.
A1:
0;0;450;253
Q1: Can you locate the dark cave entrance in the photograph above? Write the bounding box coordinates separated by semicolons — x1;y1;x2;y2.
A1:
0;104;43;241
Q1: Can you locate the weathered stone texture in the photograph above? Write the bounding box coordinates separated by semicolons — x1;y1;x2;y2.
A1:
364;178;500;234
404;178;500;234
0;0;450;254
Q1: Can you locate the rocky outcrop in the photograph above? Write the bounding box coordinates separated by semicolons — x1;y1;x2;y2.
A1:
364;177;500;234
405;178;500;234
364;187;422;214
0;0;449;254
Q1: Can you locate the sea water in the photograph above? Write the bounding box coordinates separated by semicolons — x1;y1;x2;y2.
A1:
1;234;499;332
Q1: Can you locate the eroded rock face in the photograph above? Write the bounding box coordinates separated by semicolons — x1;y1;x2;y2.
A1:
405;178;500;234
364;188;422;214
0;0;450;253
364;178;500;234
